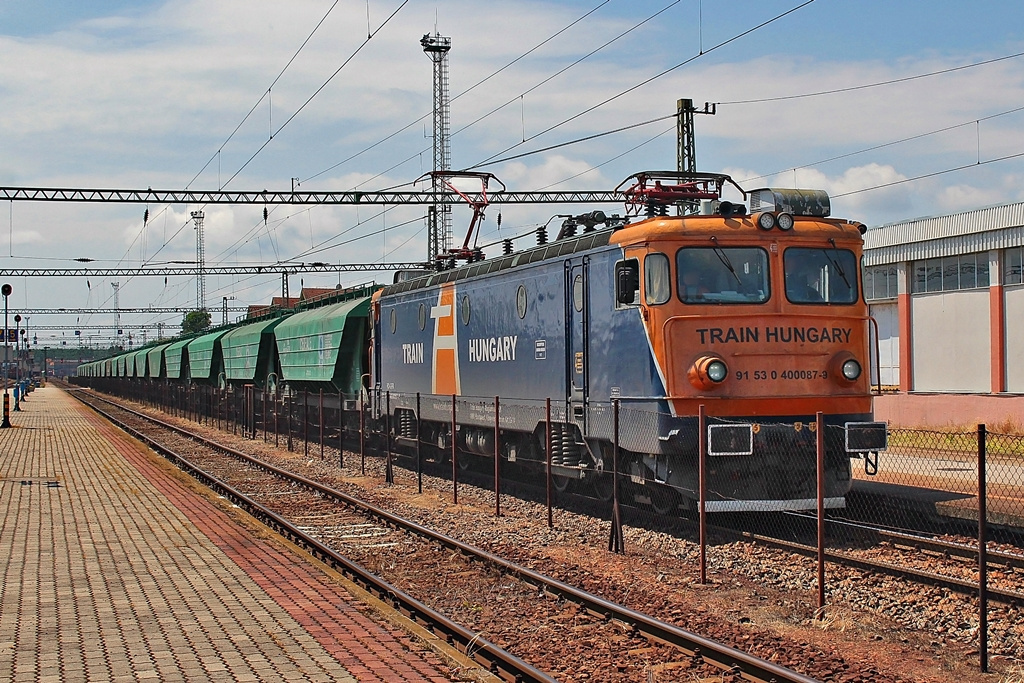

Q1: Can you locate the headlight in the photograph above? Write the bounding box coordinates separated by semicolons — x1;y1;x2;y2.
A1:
776;213;794;230
841;359;861;380
688;356;729;390
756;212;776;230
707;360;728;382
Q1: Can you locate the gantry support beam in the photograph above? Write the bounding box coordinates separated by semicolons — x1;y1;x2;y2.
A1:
11;307;250;315
0;187;621;205
0;262;425;277
30;324;177;331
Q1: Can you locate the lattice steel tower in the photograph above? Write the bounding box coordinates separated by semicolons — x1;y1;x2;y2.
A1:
421;33;452;263
191;210;206;310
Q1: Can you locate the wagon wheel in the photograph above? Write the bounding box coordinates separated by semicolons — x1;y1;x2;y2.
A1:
648;483;680;516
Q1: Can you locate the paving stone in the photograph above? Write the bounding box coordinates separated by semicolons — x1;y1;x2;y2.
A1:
0;387;456;681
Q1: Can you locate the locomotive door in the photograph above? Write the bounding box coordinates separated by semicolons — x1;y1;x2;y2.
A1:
565;258;589;433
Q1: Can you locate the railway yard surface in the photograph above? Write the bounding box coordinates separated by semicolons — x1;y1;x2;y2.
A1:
0;387;460;682
4;384;1024;682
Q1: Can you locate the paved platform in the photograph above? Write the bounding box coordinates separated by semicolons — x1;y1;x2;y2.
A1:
0;386;457;682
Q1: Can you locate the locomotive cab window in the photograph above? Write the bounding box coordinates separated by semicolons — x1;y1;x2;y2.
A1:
615;259;640;306
644;253;671;305
676;247;769;304
784;247;858;304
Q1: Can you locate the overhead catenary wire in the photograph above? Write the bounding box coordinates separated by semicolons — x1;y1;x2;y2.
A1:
185;0;344;190
739;104;1024;184
717;50;1024;106
468;0;817;170
301;0;621;184
219;0;411;190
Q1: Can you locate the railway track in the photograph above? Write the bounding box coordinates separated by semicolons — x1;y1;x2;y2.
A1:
72;388;830;683
436;448;1024;605
709;519;1024;605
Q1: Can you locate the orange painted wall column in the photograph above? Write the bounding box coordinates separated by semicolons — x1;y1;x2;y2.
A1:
990;284;1006;393
898;291;913;392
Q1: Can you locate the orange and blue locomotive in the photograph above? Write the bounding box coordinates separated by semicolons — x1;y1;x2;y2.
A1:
373;172;886;513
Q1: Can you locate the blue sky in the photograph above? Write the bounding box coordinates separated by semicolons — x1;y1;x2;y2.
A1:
2;0;1024;343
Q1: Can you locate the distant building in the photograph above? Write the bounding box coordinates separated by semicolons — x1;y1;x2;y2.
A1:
864;201;1024;428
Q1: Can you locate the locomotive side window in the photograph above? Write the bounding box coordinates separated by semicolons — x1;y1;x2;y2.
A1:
676;247;769;304
461;295;471;325
644;253;671;304
615;259;640;306
784;247;858;304
573;275;584;312
516;285;528;319
389;308;397;333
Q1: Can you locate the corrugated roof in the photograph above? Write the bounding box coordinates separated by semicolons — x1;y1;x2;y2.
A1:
864;200;1024;266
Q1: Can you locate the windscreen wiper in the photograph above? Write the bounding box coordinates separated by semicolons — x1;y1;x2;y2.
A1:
709;237;742;285
826;238;852;289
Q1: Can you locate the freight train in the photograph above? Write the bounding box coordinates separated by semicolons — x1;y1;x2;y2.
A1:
76;171;887;513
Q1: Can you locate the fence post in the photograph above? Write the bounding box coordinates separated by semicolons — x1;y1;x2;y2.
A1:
274;390;280;447
319;389;324;458
494;396;501;517
546;398;552;529
978;423;989;673
608;399;624;554
262;388;267;443
698;404;707;584
303;389;309;457
338;393;345;469
451;394;458;505
286;393;293;452
385;391;393;484
416;392;422;494
816;410;826;620
359;394;365;475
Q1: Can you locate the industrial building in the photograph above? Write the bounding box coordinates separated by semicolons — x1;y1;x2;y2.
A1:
864;200;1024;429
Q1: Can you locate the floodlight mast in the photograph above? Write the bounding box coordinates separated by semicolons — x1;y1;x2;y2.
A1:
422;32;452;266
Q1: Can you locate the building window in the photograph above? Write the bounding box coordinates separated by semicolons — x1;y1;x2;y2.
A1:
912;254;989;293
863;265;898;301
1005;247;1024;285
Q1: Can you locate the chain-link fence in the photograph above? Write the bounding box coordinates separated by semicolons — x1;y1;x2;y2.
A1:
69;375;1023;673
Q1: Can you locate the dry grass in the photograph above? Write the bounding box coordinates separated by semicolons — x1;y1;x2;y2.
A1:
1001;663;1024;683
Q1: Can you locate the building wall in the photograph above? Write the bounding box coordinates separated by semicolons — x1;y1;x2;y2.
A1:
873;392;1024;430
910;289;990;392
1006;284;1024;392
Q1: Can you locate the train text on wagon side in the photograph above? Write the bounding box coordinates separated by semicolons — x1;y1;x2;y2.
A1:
468;335;519;363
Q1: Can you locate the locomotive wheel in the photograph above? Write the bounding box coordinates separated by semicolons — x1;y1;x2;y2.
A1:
648;484;680;516
551;474;572;492
592;472;615;502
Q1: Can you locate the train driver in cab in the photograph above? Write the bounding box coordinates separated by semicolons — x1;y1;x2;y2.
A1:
681;268;710;301
786;256;824;303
